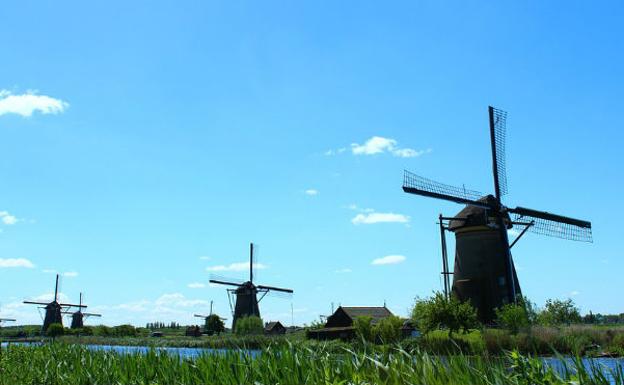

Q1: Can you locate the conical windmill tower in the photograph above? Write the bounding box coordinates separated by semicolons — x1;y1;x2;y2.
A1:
62;293;102;329
402;106;592;322
209;243;293;329
23;274;87;331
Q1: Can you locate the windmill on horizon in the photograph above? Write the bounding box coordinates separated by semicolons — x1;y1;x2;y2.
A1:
209;243;293;329
23;274;87;331
402;106;592;322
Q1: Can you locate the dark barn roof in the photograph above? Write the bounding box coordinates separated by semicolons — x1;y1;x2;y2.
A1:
325;306;394;328
264;321;286;332
340;306;393;323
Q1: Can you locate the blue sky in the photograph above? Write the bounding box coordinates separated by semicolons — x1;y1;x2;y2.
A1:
0;1;622;327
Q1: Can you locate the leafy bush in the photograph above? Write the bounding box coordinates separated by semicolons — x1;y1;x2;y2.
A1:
353;316;374;342
412;292;479;337
373;315;403;344
496;300;532;334
46;323;64;338
205;314;225;335
113;324;139;337
537;299;581;326
235;316;264;336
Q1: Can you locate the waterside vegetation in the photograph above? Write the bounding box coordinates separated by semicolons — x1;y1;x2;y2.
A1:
0;342;622;385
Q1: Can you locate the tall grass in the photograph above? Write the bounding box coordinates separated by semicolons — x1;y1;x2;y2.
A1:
0;342;622;384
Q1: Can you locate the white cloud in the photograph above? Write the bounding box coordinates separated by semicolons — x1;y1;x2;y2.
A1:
187;282;206;289
155;293;210;308
349;136;431;158
324;148;346;156
0;90;69;117
199;256;211;260
392;148;432;158
0;211;18;225
351;136;397;155
371;255;406;265
206;262;267;272
335;268;352;273
0;258;35;268
352;212;410;225
32;292;70;303
344;204;374;213
304;189;319;196
63;271;78;278
570;290;580;297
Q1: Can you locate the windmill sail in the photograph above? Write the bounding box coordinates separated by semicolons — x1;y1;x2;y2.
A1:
509;206;592;242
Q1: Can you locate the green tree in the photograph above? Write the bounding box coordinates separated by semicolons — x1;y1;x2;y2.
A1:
537;298;581;326
496;302;530;334
372;315;404;343
411;292;479;337
353;316;374;342
46;323;65;338
235;316;264;335
205;314;225;335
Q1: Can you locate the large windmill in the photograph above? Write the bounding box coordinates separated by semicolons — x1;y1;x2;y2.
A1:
403;106;592;322
209;243;293;329
62;293;102;329
23;274;87;331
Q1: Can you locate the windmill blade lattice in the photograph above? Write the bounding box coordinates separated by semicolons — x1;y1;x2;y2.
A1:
490;107;508;196
510;209;592;242
403;170;488;207
209;274;245;285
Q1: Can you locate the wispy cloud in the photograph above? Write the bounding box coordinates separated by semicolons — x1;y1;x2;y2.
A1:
352;212;410;225
350;136;431;158
0;211;18;225
206;262;267;272
199;256;211;260
344;204;374;213
371;255;406;265
304;189;319;196
187;282;206;289
0;258;35;268
0;90;69;117
63;271;78;278
155;293;210;308
570;290;580;297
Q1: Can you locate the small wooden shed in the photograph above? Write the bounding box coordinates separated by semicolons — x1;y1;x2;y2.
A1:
264;321;287;335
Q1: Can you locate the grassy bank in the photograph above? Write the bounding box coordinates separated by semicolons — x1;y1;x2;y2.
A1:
4;324;623;357
0;342;622;385
402;326;624;357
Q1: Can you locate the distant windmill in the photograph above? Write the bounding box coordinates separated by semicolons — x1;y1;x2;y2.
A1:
62;293;102;328
209;243;293;329
194;300;227;322
23;274;86;331
402;106;592;322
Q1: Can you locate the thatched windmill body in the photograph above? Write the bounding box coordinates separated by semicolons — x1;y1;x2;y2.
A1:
23;274;86;331
210;243;293;329
62;293;101;329
403;106;592;322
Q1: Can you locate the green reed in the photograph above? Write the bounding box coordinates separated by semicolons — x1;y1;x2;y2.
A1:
0;342;621;384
